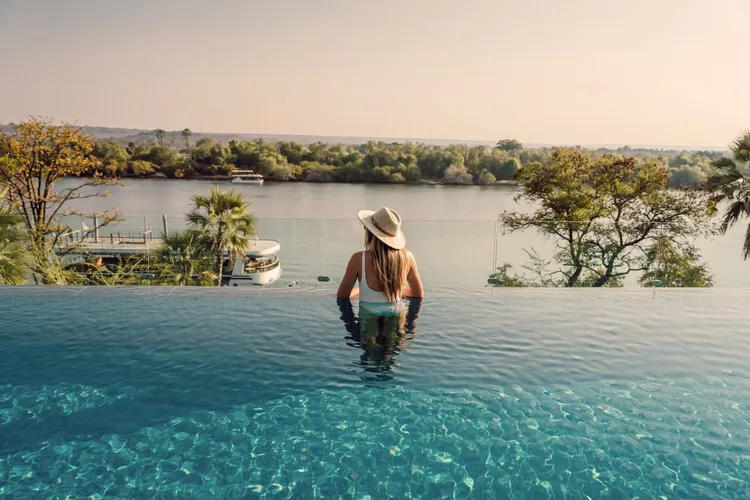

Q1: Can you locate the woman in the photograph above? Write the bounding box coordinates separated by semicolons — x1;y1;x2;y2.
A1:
338;296;423;381
336;207;424;313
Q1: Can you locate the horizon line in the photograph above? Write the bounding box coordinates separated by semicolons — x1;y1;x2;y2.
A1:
1;119;728;151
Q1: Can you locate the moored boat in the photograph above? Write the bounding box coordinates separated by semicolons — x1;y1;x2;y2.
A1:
54;219;281;286
230;169;264;185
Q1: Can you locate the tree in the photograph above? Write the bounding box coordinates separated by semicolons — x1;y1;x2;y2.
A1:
129;160;156;177
154;129;166;147
181;128;192;150
670;165;706;188
191;139;230;167
417;147;452;179
0;118;119;282
500;148;715;287
277;141;309;165
91;140;128;175
442;164;473;184
639;239;713;287
490;157;521;180
496;139;523;153
0;188;27;284
708;131;750;258
186;188;256;286
477;170;496;185
134;145;179;167
301;161;335;182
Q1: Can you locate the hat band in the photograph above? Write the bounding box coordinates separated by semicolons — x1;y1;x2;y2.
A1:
371;218;396;237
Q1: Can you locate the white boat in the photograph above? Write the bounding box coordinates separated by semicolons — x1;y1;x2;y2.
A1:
55;224;282;287
223;239;282;287
230;170;264;185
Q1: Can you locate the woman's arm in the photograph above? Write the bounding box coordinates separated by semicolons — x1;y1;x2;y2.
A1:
336;252;360;299
404;251;424;298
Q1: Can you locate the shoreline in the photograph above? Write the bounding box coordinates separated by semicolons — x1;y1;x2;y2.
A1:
108;175;520;187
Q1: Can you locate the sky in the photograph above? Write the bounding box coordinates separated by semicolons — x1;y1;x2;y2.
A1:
0;0;748;148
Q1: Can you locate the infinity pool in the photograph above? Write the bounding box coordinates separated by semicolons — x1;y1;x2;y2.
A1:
1;287;749;498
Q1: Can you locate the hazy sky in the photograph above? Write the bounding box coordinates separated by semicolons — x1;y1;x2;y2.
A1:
1;0;748;147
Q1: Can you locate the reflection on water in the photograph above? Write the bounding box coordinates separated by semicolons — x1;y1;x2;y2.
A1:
338;299;422;381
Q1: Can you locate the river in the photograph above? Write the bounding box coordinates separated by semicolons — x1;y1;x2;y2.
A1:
61;179;750;288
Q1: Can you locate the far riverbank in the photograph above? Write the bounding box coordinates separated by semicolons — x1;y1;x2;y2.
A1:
110;173;520;187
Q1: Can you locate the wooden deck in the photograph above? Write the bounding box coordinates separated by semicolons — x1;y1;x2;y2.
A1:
55;236;280;257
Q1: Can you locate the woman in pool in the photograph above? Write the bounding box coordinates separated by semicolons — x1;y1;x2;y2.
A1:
336;207;424;313
337;295;423;381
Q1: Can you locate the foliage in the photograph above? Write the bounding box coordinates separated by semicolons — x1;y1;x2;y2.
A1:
489;157;520;181
499;148;716;287
154;129;166;147
669;165;706;188
133;145;179;167
187;188;256;285
496;139;523;153
488;249;556;287
477;170;496;185
91;140;128;176
639;240;713;287
72;256;156;286
0;188;28;284
443;165;473;185
0;118;120;282
708;131;750;258
154;230;214;286
489;248;624;288
129;160;156;177
93;128;724;187
181;128;192;150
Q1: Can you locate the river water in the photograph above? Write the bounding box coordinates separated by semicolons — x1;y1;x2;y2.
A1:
61;179;750;288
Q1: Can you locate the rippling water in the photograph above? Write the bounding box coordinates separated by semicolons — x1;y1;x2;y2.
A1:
1;287;749;498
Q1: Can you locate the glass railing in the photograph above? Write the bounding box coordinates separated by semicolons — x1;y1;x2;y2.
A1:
36;215;750;288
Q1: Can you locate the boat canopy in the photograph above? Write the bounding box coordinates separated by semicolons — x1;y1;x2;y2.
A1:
246;239;280;257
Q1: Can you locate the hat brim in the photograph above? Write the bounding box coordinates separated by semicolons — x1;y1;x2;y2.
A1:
358;209;406;250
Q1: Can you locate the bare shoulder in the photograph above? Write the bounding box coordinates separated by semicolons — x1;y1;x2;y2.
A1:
349;251;362;267
404;248;418;264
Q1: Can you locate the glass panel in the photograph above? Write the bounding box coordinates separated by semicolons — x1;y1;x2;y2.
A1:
13;214;750;288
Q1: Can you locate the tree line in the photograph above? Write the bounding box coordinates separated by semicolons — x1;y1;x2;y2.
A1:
79;128;724;187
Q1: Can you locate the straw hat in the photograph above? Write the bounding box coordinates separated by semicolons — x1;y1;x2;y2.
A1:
358;207;406;250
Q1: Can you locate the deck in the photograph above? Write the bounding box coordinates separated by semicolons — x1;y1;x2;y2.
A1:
55;236;280;257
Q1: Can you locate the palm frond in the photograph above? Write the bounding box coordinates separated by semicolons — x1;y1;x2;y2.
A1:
708;157;742;182
731;131;750;164
719;200;748;233
0;193;28;284
185;210;211;228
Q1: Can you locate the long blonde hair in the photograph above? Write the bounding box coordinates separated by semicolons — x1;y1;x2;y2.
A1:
365;230;409;302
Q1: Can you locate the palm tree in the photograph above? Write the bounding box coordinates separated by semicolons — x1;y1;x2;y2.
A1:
186;188;256;286
181;128;192;150
709;131;750;258
0;188;28;284
156;229;213;286
154;129;166;147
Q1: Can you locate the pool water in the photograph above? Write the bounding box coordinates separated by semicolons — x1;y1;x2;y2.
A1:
1;287;749;498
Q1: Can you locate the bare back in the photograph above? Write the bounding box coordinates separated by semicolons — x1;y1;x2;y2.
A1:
337;247;424;300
